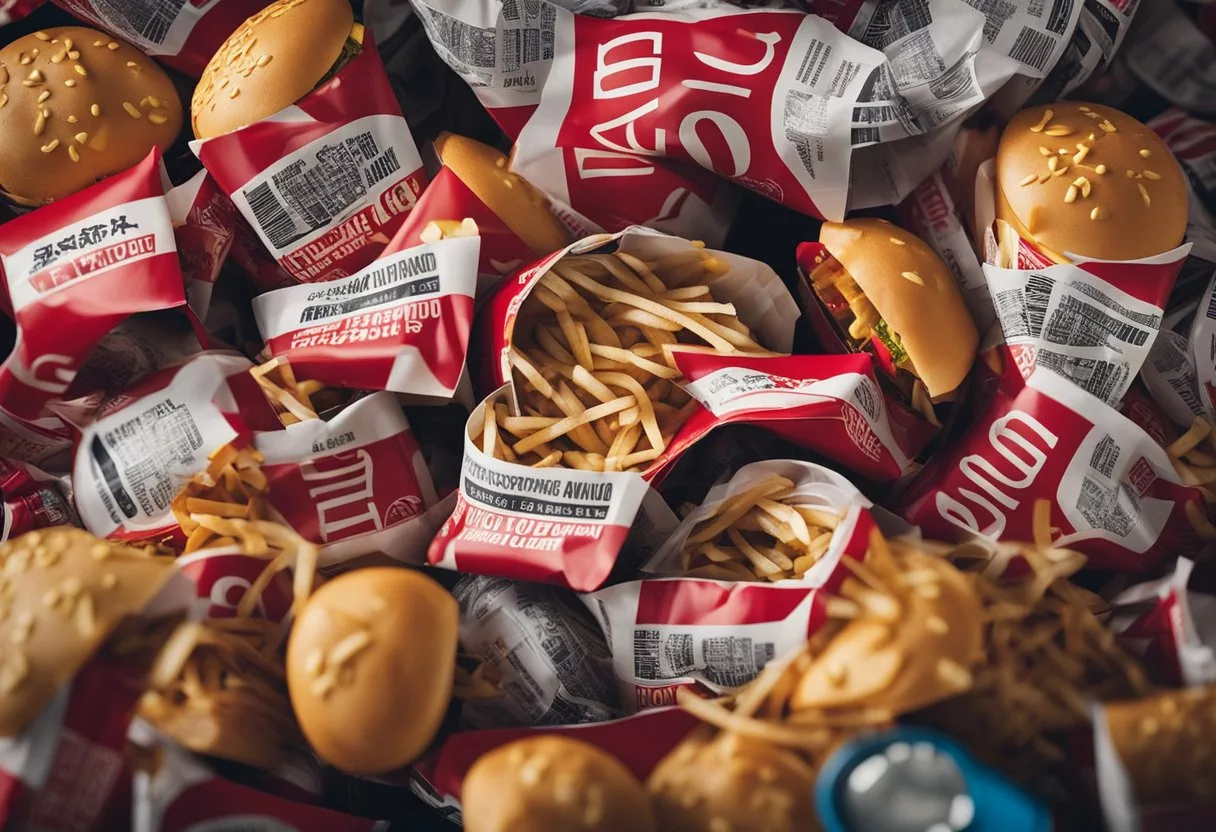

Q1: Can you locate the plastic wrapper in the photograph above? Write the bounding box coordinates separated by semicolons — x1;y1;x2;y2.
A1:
0;151;191;466
255;391;443;569
166;171;240;327
898;365;1208;572
408;707;700;824
252;235;480;401
50;0;272;76
191;32;428;286
0;456;77;542
452;574;623;729
72;351;279;546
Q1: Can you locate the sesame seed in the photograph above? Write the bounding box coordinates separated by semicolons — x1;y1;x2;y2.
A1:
304;649;325;677
27;69;43;82
74;131;86;143
1048;155;1059;172
73;64;87;77
1126;169;1135;178
90;104;100;116
229;87;240;99
122;101;141;118
1029;109;1053;133
1064;185;1078;204
126;61;139;71
148;95;160;108
1099;120;1116;133
51;51;65;63
33;112;45;135
1079;105;1090;112
107;42;119;50
1038;146;1052;156
1138;183;1150;207
1045;125;1074;137
148;112;168;125
64;38;73;50
926;615;949;634
889;237;906;245
901;271;924;285
39;139;58;153
1091;206;1106;221
36;90;49;103
93;40;104;47
18;56;31;65
67;50;79;60
64;79;75;87
66;115;76;123
34;31;49;41
1143;170;1161;180
936;658;973;689
1058;148;1069;155
1139;149;1151;158
257;54;272;67
0;94;7;111
1073;144;1090;165
311;673;336;699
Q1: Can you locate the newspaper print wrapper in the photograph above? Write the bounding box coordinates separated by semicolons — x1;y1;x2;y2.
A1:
252;235;479;401
1092;685;1216;832
1123;0;1216;120
1140;291;1209;430
470;226;800;400
0;457;79;543
452;574;623;730
128;721;387;832
586;459;876;711
392;165;548;297
166;171;240;327
0;150;190;466
50;0;270;76
899;365;1207;573
407;706;700;823
427;385;664;591
975;158;1190;406
72;351;280;547
1107;557;1216;689
254;391;442;570
1150;108;1216;217
191;32;428;286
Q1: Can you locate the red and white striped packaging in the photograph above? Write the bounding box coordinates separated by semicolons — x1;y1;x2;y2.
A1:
407;706;700;823
898;365;1207;573
0;151;189;466
0;456;78;542
428;385;667;591
191;32;428;286
255;391;442;570
72;351;280;547
587;459;874;711
0;0;41;25
129;721;387;832
50;0;271;77
1150;110;1216;212
252;235;479;401
166;171;240;326
174;546;295;621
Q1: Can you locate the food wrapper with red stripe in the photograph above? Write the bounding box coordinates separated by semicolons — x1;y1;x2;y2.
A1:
72;351;281;547
175;546;296;621
585;459;876;711
407;707;700;824
0;151;193;466
0;0;41;26
0;457;78;543
1150;108;1216;215
191;32;427;286
252;235;479;401
898;365;1207;573
166;171;240;327
254;391;443;569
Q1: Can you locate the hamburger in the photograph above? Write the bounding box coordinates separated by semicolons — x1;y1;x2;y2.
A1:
191;0;364;139
0;527;176;737
994;102;1188;264
0;27;182;205
462;736;657;832
804;218;980;413
285;566;458;775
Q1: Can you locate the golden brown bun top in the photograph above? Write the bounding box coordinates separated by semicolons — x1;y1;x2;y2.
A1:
820;218;979;399
0;27;182;204
435;133;572;257
0;527;175;737
285;567;458;775
463;735;656;832
649;731;817;832
192;0;354;138
996;102;1188;261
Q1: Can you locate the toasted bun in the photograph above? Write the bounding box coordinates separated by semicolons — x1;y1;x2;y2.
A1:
995;102;1188;262
0;528;175;737
648;732;816;832
463;736;656;832
0;28;182;204
819;218;979;399
286;567;457;775
436;134;571;256
192;0;355;139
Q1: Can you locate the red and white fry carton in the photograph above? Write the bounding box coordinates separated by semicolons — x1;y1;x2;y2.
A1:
192;32;428;286
129;721;387;832
252;235;480;400
72;351;278;548
428;386;666;591
175;547;295;621
898;365;1207;573
255;391;442;569
408;706;701;822
0;457;78;543
166;171;240;326
0;150;190;465
587;459;876;711
50;0;271;77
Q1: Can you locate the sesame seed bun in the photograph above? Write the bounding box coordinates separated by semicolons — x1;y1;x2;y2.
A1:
648;731;816;832
0;28;182;205
818;218;979;399
285;567;457;775
191;0;356;140
995;103;1188;262
435;134;572;257
462;736;657;832
0;527;176;738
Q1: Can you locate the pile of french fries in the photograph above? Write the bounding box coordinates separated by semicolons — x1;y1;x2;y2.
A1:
1164;416;1216;540
484;247;778;473
252;356;330;426
679;475;842;582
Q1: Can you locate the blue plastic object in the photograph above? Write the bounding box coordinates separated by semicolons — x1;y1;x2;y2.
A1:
814;727;1053;832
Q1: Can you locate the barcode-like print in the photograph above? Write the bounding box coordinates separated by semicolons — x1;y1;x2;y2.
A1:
416;4;496;70
664;634;695;678
1024;274;1054;335
1010;25;1055;71
702;636;769;689
853;104;898;124
1036;350;1126;402
1089;434;1119;479
1043;295;1149;348
1072;281;1161;329
90;0;186;45
1173;377;1206;417
245;182;297;252
1205;290;1216;321
1077;477;1135;538
633;629;660;680
851;126;881;147
966;0;1017;45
